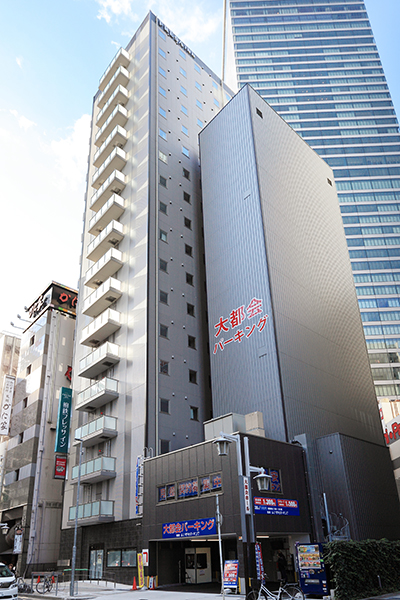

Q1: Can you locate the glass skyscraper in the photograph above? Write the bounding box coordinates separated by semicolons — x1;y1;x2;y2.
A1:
225;0;400;429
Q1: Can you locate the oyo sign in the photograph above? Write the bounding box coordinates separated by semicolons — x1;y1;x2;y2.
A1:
383;417;400;445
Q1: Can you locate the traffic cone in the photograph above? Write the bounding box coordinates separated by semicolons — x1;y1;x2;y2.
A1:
132;576;137;590
37;576;40;584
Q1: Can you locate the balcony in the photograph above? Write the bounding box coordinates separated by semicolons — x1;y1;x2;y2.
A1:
72;456;116;484
74;415;118;447
88;195;125;236
96;85;129;129
68;500;114;525
80;308;121;347
95;105;128;147
82;279;122;318
99;48;130;92
85;248;123;289
79;342;120;379
76;377;119;411
97;66;130;109
92;148;127;190
87;221;124;263
93;126;128;168
90;171;126;213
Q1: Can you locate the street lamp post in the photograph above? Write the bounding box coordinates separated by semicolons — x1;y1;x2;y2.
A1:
70;440;83;597
215;494;225;600
213;432;271;595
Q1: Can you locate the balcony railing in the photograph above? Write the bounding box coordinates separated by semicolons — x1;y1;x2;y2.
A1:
92;148;127;190
87;221;124;263
68;500;114;523
82;278;122;318
85;247;123;289
93;125;128;168
76;377;118;411
80;308;121;347
99;48;130;91
71;456;116;483
96;85;129;129
97;66;130;109
79;342;119;379
90;170;126;213
74;415;118;447
88;195;125;236
95;105;128;147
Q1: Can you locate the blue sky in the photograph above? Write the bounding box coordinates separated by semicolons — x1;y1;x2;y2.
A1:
0;0;399;335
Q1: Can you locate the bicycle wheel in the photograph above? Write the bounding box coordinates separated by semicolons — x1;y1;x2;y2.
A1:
36;580;46;594
247;592;259;600
281;584;304;600
45;580;53;593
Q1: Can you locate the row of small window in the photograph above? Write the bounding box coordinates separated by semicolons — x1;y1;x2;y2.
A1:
230;1;365;11
159;62;219;94
159;277;194;305
158;29;191;61
235;21;370;35
371;367;400;381
342;204;400;215
350;249;400;260
160;323;196;348
158;473;222;502
341;192;400;205
159;84;220;108
159;248;193;274
285;110;395;123
236;30;375;44
361;311;400;323
159;168;191;186
159;128;191;158
106;549;136;568
159;105;203;129
359;299;400;310
363;324;400;336
368;352;400;365
366;338;400;351
357;286;400;298
237;52;379;66
235;36;375;50
237;45;378;60
343;215;400;226
159;221;192;243
335;167;400;179
287;119;398;131
299;125;397;138
354;272;400;284
159;360;197;383
375;384;400;397
337;179;400;193
238;61;382;75
240;71;385;83
232;10;365;20
249;80;387;92
351;260;400;272
348;238;400;249
264;86;389;100
160;398;198;420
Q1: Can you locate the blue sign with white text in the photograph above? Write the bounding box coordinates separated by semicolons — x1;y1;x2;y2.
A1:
254;497;300;516
162;518;216;538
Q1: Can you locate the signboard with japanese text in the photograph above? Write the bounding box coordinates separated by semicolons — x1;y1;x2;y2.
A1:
0;375;15;436
269;469;282;493
54;387;72;453
162;518;216;538
254;497;299;516
296;543;328;595
178;478;198;499
255;543;265;581
137;553;144;588
243;476;251;514
13;528;23;554
54;456;67;479
28;283;78;320
213;297;269;355
223;560;239;589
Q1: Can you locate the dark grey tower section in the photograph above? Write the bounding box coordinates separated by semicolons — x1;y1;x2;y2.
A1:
200;85;400;539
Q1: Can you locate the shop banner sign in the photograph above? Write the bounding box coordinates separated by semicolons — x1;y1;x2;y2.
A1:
255;542;265;580
54;387;72;453
254;497;299;516
137;553;144;588
162;518;216;538
296;543;328;595
223;560;239;589
0;375;15;436
54;456;67;479
13;528;23;554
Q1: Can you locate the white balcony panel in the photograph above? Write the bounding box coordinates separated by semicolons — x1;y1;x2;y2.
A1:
95;105;128;147
87;221;124;262
90;171;125;213
71;456;116;484
96;85;129;128
93;126;128;168
80;308;121;347
82;279;122;318
76;377;119;411
74;415;118;448
97;66;130;109
92;148;127;190
85;248;123;289
99;48;130;91
79;342;120;379
68;500;114;524
88;195;125;236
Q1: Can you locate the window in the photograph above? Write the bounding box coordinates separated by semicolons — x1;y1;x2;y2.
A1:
189;370;197;384
159;128;167;140
23;397;28;408
196;99;202;109
159;229;168;242
159;201;167;214
159;150;168;164
256;107;263;118
18;432;24;444
187;303;195;316
107;551;121;567
159;47;166;59
26;364;31;376
190;406;199;420
180;85;187;96
182;146;190;158
185;244;193;257
181;104;188;116
159;175;167;188
183;168;190;180
159;29;166;41
214;98;220;108
212;80;218;90
188;335;196;349
29;336;35;346
122;550;137;568
159;106;167;119
160;398;170;414
160;360;169;375
180;67;187;77
14;469;19;482
160;439;170;454
183;191;191;203
159;86;167;98
159;258;168;272
179;48;186;59
195;81;202;91
182;125;189;136
194;63;201;74
159;290;168;304
197;118;203;128
186;272;194;286
184;217;192;229
159;66;166;78
160;324;169;338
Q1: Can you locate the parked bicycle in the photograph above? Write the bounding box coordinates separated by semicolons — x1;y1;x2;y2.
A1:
247;579;304;600
36;574;54;594
16;576;33;594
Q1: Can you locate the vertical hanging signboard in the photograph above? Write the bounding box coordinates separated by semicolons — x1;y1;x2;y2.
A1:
54;387;72;453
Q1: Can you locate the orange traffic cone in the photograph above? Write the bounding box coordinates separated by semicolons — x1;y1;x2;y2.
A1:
37;576;41;584
132;576;137;590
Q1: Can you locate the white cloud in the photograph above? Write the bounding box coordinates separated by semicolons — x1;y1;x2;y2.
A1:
96;0;138;23
16;56;23;69
149;0;221;44
9;109;36;131
50;114;91;192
